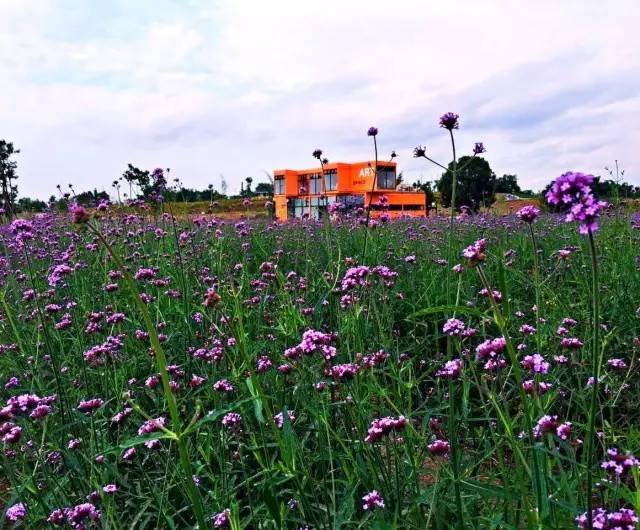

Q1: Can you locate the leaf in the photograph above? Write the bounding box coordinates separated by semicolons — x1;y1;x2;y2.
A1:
408;305;488;320
459;479;517;501
280;407;297;471
245;377;265;423
186;397;253;433
105;431;172;454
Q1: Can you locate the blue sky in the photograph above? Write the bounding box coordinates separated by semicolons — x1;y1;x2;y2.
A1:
1;0;639;199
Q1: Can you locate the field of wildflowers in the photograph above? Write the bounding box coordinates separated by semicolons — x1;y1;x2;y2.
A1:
1;118;640;529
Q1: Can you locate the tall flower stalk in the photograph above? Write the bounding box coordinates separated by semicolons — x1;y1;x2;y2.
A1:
546;172;607;530
360;127;379;265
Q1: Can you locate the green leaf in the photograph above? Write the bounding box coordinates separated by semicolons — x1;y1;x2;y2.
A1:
460;480;517;501
408;305;488;320
245;377;265;423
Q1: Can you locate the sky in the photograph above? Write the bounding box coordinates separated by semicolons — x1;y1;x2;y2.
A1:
1;0;639;199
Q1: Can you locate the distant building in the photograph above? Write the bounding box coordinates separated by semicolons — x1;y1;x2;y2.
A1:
273;161;427;220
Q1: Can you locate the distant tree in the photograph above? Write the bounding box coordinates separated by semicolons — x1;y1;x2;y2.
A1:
0;140;20;217
220;174;228;196
245;177;253;194
75;189;110;207
255;182;273;195
16;197;46;213
495;174;521;194
122;164;150;197
437;156;496;212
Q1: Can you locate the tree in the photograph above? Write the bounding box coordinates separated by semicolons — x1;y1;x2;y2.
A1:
16;197;46;213
437;156;496;212
220;174;228;196
122;164;150;198
76;189;110;206
244;177;253;194
255;182;273;195
0;140;19;217
495;174;521;194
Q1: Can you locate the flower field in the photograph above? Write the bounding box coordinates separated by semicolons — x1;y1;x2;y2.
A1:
1;199;639;529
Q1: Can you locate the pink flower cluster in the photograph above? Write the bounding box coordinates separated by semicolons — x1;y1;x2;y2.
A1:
364;416;407;443
575;508;637;530
284;329;337;360
533;415;572;440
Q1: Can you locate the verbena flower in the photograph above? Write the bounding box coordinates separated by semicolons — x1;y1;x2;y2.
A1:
367;126;378;137
462;239;487;265
362;490;385;511
439;112;459;130
575;507;638;529
546;172;608;234
516;205;540;224
6;502;27;522
473;142;486;154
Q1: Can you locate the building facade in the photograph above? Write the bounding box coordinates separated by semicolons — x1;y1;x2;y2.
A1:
273;161;427;220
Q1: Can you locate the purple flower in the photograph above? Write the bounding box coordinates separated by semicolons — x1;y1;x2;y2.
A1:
274;410;296;429
473;142;486;154
6;502;27;522
521;353;550;374
436;359;462;379
137;417;166;436
516;205;540;224
575;507;637;529
442;318;466;337
367;126;378;137
601;448;639;477
221;412;242;430
462;238;487;265
428;439;450;457
312;149;323;159
413;145;427;158
362;490;385;511
546;172;608;234
439;112;459;130
77;398;104;414
212;509;230;528
71;203;90;224
364;416;407;443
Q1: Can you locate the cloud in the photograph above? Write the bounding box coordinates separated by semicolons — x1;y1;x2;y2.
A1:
0;0;639;198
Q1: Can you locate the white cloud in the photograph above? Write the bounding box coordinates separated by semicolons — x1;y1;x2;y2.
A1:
0;0;639;198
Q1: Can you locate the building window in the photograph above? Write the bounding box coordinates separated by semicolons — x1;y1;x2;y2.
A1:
376;167;396;189
324;169;337;191
298;175;309;194
274;177;285;195
310;173;322;194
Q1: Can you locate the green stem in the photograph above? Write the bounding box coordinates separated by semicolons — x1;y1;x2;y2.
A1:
585;230;601;530
361;136;378;265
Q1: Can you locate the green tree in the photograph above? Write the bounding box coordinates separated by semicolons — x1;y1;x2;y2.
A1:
16;197;46;213
437;156;496;212
255;182;273;195
122;164;150;197
495;174;521;194
0;140;19;217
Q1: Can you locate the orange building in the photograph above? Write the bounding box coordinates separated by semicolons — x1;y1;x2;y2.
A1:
273;161;427;220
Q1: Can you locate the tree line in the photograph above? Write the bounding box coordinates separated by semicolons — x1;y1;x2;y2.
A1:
1;139;638;216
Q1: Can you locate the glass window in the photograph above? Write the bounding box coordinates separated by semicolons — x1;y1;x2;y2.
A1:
298;175;309;194
376;167;396;189
274;177;285;195
310;173;322;194
324;170;337;191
